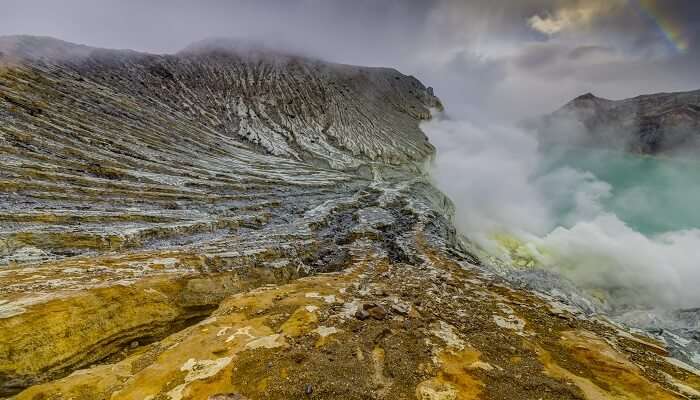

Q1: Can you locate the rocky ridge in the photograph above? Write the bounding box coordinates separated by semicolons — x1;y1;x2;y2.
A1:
0;36;698;399
538;90;700;155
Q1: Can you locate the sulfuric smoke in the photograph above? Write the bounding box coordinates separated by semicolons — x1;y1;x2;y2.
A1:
424;112;700;312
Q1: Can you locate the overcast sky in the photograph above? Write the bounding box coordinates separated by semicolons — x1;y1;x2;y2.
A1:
1;0;699;119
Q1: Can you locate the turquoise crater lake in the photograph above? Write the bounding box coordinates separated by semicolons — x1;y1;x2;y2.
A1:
539;146;700;236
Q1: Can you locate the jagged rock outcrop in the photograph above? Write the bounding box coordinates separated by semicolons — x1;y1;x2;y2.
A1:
537;90;700;155
1;36;699;399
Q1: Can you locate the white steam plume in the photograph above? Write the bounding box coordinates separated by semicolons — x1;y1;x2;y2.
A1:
424;113;700;311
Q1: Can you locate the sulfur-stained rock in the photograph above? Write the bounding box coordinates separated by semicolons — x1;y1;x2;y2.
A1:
11;246;697;400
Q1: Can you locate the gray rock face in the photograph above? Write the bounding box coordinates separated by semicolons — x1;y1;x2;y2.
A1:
538;90;700;155
0;36;458;394
0;35;446;267
1;35;441;169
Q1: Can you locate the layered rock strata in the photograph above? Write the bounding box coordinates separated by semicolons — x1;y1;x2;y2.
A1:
0;36;698;399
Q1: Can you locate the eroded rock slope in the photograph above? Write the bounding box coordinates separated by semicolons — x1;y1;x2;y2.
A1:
0;36;698;399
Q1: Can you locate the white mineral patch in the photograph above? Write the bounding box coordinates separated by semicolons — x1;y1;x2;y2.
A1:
305;292;336;303
245;334;285;349
167;357;232;400
225;326;255;343
469;360;495;371
0;295;54;319
216;327;232;337
0;302;25;319
493;315;526;332
305;305;319;313
305;198;344;219
313;326;339;337
431;321;465;350
357;286;372;296
181;357;232;381
147;257;178;267
417;381;458;400
341;299;361;318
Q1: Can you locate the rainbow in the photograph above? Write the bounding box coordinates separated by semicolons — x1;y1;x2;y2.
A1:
635;0;690;53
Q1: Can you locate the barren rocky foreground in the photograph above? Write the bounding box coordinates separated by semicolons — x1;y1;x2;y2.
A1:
0;36;699;399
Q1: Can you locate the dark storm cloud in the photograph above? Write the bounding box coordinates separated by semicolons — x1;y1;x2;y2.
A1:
1;0;699;118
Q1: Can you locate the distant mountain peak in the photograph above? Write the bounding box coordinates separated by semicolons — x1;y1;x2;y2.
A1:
540;89;700;154
565;92;611;108
576;92;597;100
